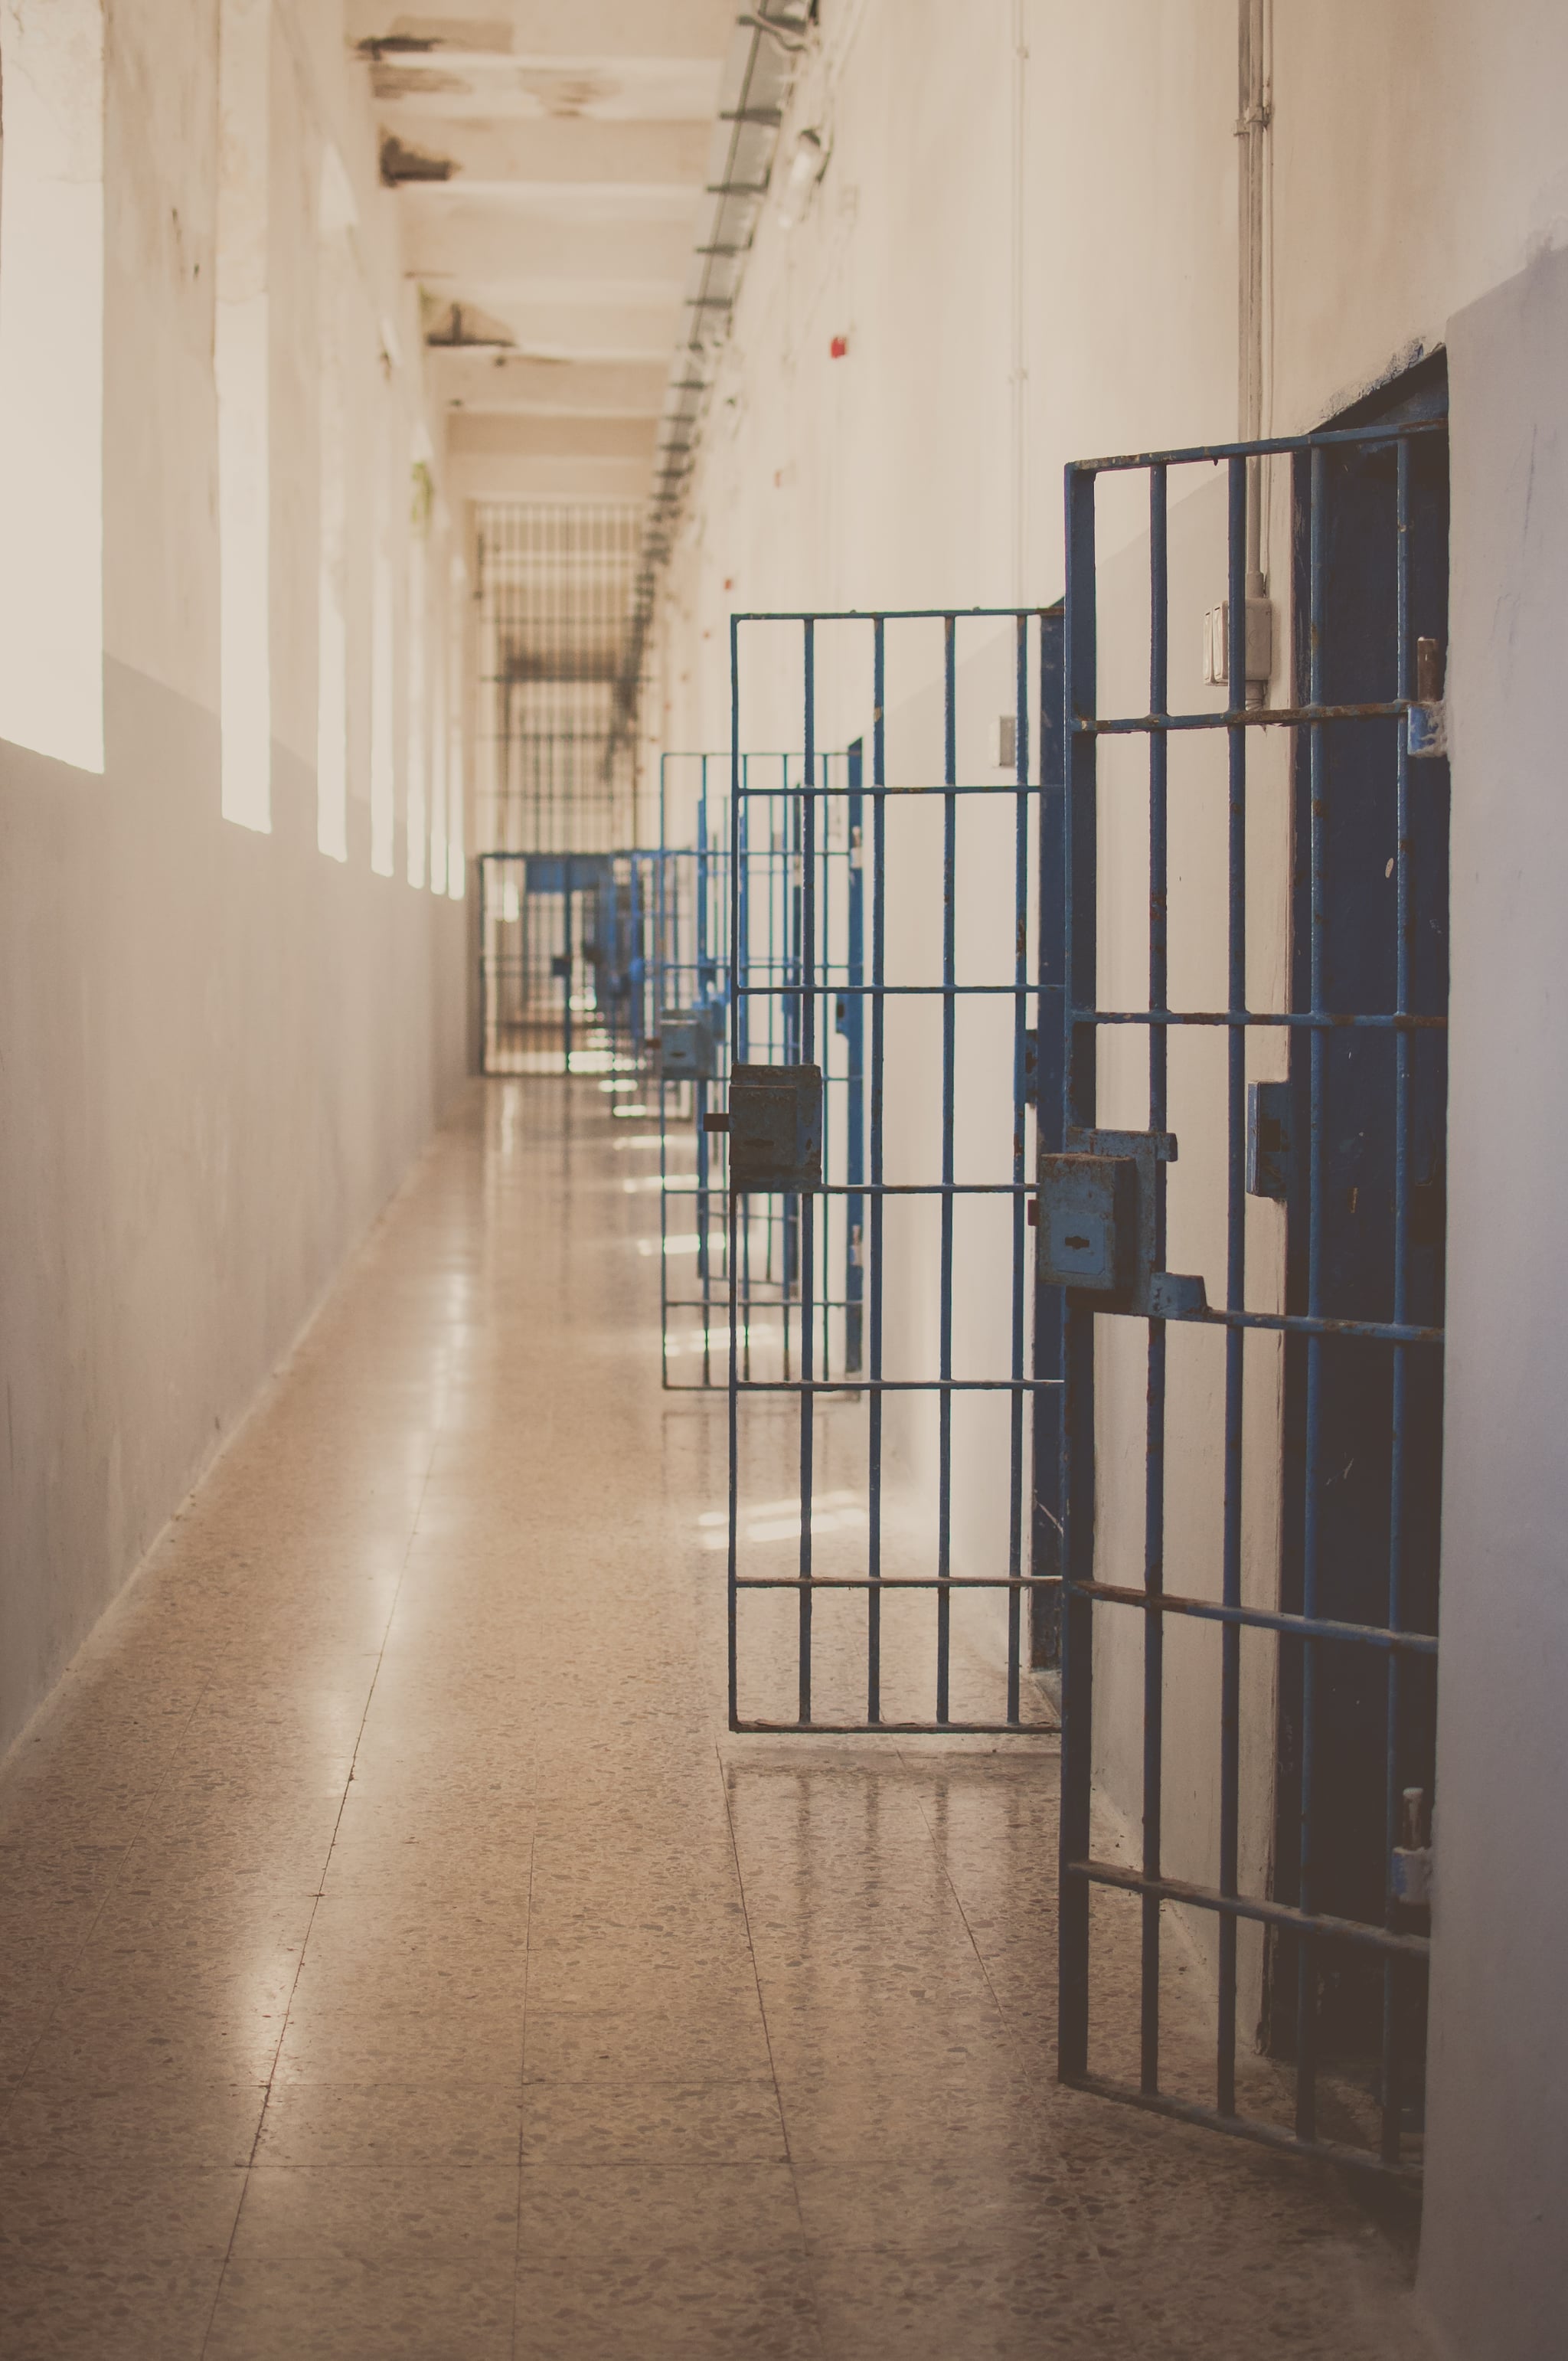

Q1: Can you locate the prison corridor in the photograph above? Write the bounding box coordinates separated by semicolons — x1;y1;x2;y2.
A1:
0;1081;1432;2359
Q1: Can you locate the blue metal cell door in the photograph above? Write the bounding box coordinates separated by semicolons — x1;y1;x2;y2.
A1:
720;609;1066;1735
1053;365;1447;2181
479;851;652;1077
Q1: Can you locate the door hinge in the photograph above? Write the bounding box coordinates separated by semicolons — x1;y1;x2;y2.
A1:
1390;1786;1433;1908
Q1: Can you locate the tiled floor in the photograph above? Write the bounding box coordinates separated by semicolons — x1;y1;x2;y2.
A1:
0;1080;1434;2357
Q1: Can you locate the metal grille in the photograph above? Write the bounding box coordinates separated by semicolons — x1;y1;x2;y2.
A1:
478;849;655;1077
655;750;871;1397
723;610;1062;1735
475;503;642;855
1055;406;1447;2180
655;754;733;1389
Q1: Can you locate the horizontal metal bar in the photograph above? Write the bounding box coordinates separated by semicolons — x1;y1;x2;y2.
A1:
734;1377;1064;1393
1065;1858;1431;1960
735;1575;1055;1591
1077;701;1413;734
1068;1579;1438;1654
1081;1008;1446;1032
733;607;1045;623
724;1182;1039;1196
1068;418;1445;473
733;1718;1058;1737
1189;1306;1442;1346
733;982;1037;999
1062;2073;1421;2185
705;181;769;198
734;780;1034;798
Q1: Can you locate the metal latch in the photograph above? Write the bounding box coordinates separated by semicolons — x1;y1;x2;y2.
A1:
1390;1787;1433;1908
1037;1127;1207;1318
728;1062;822;1192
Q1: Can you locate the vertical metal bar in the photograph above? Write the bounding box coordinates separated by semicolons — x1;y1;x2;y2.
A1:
936;615;958;1724
696;771;713;1385
799;621;817;1725
1007;611;1030;1726
563;886;574;1072
1217;456;1249;2117
1296;440;1328;2141
819;765;833;1385
1058;465;1099;2084
867;622;887;1722
727;631;744;1731
1142;466;1170;2095
1032;608;1067;1668
844;744;866;1377
1381;432;1414;2164
738;759;754;1383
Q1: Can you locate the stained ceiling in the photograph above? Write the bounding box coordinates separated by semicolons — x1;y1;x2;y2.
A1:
345;1;742;507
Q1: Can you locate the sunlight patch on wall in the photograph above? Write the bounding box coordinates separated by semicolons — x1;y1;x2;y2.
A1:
429;584;449;894
0;0;105;774
446;551;467;897
315;146;355;862
369;417;397;878
216;0;271;832
405;453;430;888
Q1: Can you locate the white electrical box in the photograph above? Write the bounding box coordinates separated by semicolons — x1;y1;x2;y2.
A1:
994;715;1017;767
1203;597;1273;689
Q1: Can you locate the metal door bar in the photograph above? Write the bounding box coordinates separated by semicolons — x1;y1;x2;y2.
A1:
725;607;1064;1734
1056;417;1446;2180
658;754;840;1391
479;850;648;1077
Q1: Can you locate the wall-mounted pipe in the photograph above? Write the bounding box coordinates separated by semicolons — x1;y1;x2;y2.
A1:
1237;0;1272;704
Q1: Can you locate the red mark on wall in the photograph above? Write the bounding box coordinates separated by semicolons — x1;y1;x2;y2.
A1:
830;334;849;359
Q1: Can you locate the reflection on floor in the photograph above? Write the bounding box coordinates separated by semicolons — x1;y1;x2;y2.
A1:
0;1081;1432;2358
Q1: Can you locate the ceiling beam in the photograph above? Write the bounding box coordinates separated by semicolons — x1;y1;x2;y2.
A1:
428;351;668;415
346;1;737;65
405;208;691;283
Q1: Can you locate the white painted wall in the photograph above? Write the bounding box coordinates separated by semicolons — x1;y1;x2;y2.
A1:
0;0;469;1758
651;2;1568;2349
1422;237;1568;2361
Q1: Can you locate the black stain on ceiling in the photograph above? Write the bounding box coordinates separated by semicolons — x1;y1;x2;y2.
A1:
356;19;512;58
424;299;516;350
381;134;457;186
356;34;438;57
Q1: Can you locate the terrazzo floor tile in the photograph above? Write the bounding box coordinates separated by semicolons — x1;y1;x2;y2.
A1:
0;1081;1436;2358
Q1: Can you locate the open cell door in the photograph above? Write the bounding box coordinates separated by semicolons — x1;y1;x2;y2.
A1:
719;607;1066;1735
1054;363;1448;2181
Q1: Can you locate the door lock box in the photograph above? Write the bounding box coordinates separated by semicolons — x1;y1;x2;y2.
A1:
660;1004;724;1081
1037;1127;1207;1318
1037;1155;1135;1293
728;1062;822;1192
